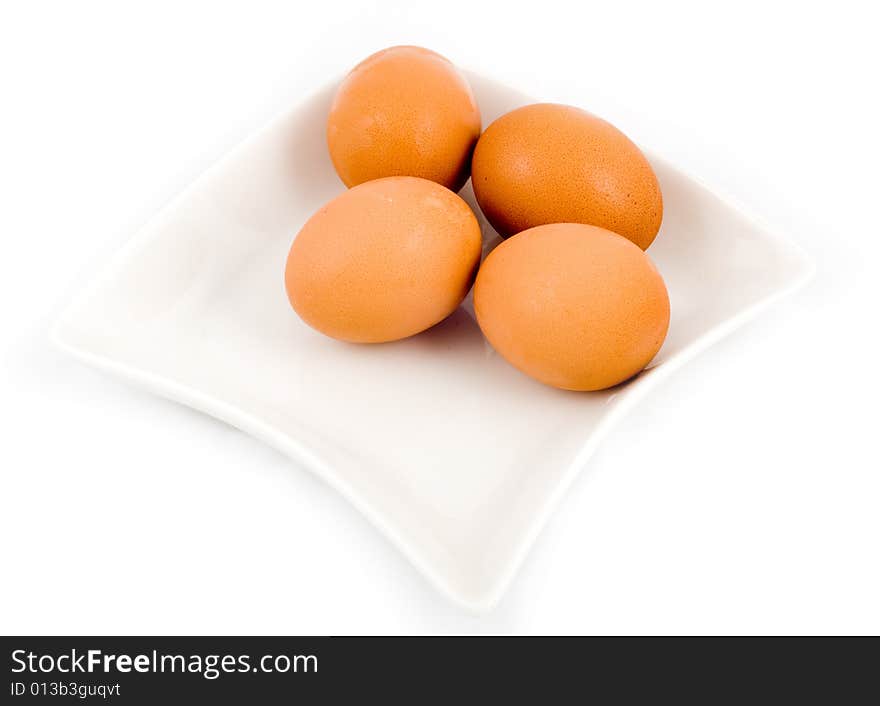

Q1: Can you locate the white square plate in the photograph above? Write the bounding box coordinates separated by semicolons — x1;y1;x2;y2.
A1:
52;73;814;611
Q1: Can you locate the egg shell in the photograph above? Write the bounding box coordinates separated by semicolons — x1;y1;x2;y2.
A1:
471;103;663;249
474;223;670;391
286;176;482;343
327;46;481;192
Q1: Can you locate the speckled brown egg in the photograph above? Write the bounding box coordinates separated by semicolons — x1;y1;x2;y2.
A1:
285;176;482;343
474;223;670;391
327;46;481;192
471;103;663;249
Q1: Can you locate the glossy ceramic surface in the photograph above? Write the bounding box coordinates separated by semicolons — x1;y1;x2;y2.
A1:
52;74;814;611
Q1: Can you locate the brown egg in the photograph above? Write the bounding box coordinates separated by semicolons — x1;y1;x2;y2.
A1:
471;103;663;249
286;177;482;343
474;223;670;391
327;46;481;192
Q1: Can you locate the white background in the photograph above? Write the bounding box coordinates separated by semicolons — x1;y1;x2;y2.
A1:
1;1;878;635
